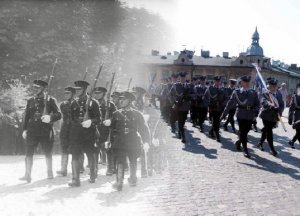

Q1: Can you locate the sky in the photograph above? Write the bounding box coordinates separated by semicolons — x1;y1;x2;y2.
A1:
122;0;300;65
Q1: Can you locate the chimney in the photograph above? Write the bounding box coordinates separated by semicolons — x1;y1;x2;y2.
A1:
201;49;210;58
291;64;297;69
167;52;172;55
151;50;159;56
223;52;229;58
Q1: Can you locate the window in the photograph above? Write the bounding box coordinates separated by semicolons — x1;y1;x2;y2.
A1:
240;60;243;64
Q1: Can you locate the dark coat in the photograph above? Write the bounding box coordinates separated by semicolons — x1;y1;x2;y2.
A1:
59;99;73;139
203;86;227;112
223;88;260;120
110;108;150;155
288;94;300;124
170;82;191;112
23;96;61;137
260;91;284;122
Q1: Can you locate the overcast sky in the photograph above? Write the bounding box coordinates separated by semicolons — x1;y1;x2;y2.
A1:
123;0;300;65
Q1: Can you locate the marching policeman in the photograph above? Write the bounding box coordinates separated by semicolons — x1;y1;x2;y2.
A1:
168;74;179;132
68;80;101;187
257;78;284;156
221;76;260;158
93;86;117;176
288;83;300;149
56;86;76;176
193;76;208;132
20;80;61;183
223;79;237;133
204;76;227;142
169;72;191;143
104;91;150;191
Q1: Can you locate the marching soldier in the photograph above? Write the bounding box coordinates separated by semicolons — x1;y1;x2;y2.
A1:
257;78;284;156
111;91;121;109
103;91;150;191
223;79;237;133
168;73;179;131
93;86;117;176
288;83;300;149
68;80;101;187
190;77;198;127
204;76;227;142
20;80;61;183
169;72;191;143
56;86;76;176
221;76;260;158
193;76;208;132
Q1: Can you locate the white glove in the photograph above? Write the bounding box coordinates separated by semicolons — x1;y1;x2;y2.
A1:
81;119;92;128
22;130;27;140
104;141;111;149
41;115;51;123
143;114;150;123
103;119;111;126
152;138;160;147
143;142;150;153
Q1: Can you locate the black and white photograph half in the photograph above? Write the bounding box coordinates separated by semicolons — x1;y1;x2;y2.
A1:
1;0;300;215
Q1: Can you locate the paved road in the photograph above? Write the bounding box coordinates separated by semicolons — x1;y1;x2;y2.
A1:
0;109;300;216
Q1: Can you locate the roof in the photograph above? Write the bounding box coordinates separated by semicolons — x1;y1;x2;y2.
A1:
140;55;237;67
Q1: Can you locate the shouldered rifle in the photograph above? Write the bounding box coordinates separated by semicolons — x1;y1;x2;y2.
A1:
83;67;88;81
43;58;58;115
83;63;103;122
105;71;116;120
127;78;132;91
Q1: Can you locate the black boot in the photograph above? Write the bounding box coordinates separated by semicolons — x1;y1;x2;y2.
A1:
130;160;138;186
57;154;68;176
113;163;124;191
88;154;96;183
181;130;186;143
235;140;242;151
19;157;33;183
289;141;295;149
209;129;215;138
256;143;264;151
68;160;80;187
216;132;221;142
200;123;204;133
223;124;228;131
242;143;250;158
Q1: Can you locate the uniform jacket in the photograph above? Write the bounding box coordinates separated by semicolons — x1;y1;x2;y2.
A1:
170;82;191;112
23;95;61;137
203;85;227;112
223;88;260;120
193;85;207;108
69;94;101;144
288;93;300;124
260;91;284;122
59;99;74;139
97;99;116;143
110;107;150;154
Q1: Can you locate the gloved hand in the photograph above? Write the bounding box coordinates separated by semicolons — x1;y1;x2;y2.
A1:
81;119;92;128
22;130;27;140
143;142;150;153
103;119;111;126
104;141;111;149
41;115;51;123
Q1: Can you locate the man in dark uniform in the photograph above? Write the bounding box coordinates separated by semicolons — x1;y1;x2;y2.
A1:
204;76;227;142
170;72;191;143
168;74;178;131
288;83;300;148
93;86;117;176
190;77;198;127
193;76;208;132
111;91;121;109
221;76;260;158
68;80;101;187
158;78;168;120
104;91;150;191
257;78;284;156
20;80;61;183
223;79;237;133
56;86;76;176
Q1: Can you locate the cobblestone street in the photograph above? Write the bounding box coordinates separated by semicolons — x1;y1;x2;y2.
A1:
1;109;300;216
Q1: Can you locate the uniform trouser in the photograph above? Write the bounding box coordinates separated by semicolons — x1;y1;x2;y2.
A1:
260;120;277;152
224;109;236;130
72;151;97;182
114;149;139;185
237;119;253;153
170;107;178;131
59;138;70;172
177;111;188;137
24;135;53;178
292;128;300;143
210;111;222;137
190;104;197;123
198;107;208;125
106;148;115;172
